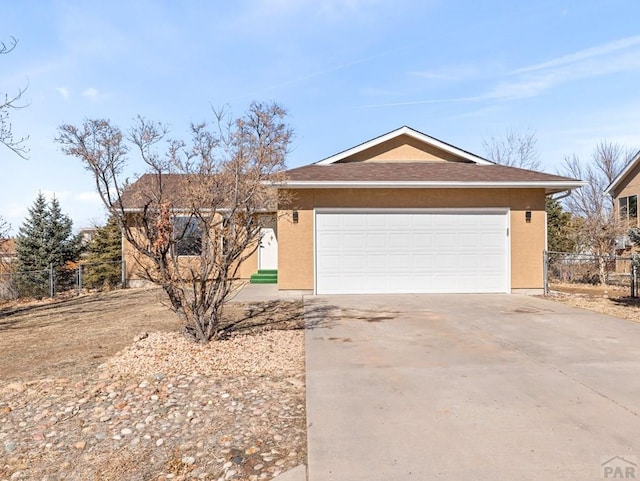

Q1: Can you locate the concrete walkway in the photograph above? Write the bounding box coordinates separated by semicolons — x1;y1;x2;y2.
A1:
305;294;640;480
229;283;311;303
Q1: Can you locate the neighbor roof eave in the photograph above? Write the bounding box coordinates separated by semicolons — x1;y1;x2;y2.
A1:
605;150;640;195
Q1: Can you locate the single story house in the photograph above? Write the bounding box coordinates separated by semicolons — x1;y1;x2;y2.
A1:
275;126;583;295
121;126;583;294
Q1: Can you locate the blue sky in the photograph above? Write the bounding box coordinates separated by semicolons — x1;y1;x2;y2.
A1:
1;0;640;233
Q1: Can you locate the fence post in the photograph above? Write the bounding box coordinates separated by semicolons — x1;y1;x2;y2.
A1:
78;264;83;294
543;250;548;295
49;264;55;298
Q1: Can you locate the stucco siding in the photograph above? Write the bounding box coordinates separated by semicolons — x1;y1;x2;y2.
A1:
277;188;546;292
122;213;260;285
341;134;465;163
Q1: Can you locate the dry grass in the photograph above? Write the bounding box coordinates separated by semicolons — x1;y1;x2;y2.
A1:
0;287;303;382
549;282;640;323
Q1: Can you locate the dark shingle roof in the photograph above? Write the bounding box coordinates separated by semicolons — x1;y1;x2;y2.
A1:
119;174;192;210
119;173;278;211
284;162;577;183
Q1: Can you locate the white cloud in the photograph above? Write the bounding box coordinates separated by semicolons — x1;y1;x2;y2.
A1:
82;87;99;100
366;35;640;109
485;35;640;101
75;191;102;203
359;95;481;109
410;64;483;81
56;87;70;100
513;35;640;75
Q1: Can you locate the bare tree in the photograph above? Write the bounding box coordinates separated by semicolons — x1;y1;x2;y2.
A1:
0;217;11;279
0;216;9;249
56;102;293;343
482;128;540;170
1;37;28;158
561;141;634;283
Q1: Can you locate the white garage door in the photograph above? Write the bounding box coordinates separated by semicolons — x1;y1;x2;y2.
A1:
315;209;509;294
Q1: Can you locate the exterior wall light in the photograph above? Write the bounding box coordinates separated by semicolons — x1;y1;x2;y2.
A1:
292;210;299;223
525;211;532;223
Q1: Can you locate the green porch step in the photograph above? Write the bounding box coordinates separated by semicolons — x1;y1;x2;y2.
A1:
250;270;278;284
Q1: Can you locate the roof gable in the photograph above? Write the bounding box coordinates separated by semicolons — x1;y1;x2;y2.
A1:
316;126;494;165
605;150;640;196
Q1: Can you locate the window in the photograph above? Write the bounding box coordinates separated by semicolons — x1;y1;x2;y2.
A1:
619;195;638;223
173;217;203;256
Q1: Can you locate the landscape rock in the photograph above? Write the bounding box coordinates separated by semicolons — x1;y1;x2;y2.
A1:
0;329;306;481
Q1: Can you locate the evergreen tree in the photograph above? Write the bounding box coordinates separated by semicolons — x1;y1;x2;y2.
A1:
83;216;122;289
15;193;50;296
546;197;576;253
14;193;81;297
47;196;82;268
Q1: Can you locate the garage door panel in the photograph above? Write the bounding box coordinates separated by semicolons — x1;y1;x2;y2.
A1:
388;253;411;269
458;254;482;269
315;211;508;294
412;233;434;247
481;254;505;268
317;214;342;229
366;233;387;249
413;254;437;269
387;215;411;228
389;234;410;249
365;254;388;271
457;235;477;248
341;233;364;249
435;233;457;248
364;215;386;228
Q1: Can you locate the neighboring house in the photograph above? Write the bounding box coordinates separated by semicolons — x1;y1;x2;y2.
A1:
275;126;582;295
79;227;98;246
605;150;640;252
0;238;16;266
0;238;17;299
121;126;583;294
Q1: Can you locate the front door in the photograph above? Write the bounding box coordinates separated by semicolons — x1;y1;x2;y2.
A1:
258;227;278;270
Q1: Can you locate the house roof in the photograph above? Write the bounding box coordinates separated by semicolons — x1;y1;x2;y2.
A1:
120;173;277;211
278;126;584;194
316;126;494;165
605;150;640;196
282;162;583;194
119;174;192;210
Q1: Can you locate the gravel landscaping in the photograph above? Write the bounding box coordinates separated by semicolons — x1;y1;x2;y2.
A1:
0;289;307;481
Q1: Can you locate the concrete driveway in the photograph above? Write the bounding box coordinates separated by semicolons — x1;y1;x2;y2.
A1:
305;294;640;481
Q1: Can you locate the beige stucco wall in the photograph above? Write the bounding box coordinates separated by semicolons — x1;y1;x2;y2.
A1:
341;134;466;163
122;214;260;285
277;188;546;292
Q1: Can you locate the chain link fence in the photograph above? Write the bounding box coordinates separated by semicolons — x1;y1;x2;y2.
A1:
0;260;125;300
544;251;639;296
